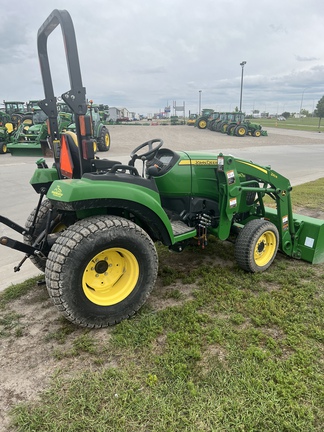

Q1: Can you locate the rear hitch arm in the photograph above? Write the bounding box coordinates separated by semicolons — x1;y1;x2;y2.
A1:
0;216;28;236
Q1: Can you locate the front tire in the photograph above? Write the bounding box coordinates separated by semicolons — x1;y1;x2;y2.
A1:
45;216;158;328
253;130;261;137
234;219;279;272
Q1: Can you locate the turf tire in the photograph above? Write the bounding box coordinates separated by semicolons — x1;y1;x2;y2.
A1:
234;219;279;273
45;216;158;328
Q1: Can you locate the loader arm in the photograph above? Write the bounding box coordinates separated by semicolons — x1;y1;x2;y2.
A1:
215;154;324;263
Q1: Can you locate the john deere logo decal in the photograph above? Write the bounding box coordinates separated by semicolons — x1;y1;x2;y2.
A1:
51;185;63;198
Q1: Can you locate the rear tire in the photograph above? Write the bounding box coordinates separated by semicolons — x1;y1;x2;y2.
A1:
24;200;72;272
197;118;207;129
45;216;158;328
234;219;279;272
235;125;247;136
0;142;7;154
97;126;110;151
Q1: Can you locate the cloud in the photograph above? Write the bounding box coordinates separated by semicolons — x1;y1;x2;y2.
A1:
295;55;320;62
1;0;324;115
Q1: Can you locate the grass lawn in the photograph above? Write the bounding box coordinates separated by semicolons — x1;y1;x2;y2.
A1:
1;179;323;431
254;116;324;132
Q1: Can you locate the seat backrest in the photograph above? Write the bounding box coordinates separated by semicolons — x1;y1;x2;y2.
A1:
60;131;88;178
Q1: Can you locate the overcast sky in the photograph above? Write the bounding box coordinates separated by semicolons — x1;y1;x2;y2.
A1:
1;0;324;116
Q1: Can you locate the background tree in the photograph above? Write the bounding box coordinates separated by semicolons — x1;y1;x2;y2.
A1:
282;112;290;119
316;96;324;128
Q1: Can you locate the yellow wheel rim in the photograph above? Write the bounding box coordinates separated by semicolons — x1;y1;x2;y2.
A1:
255;131;261;137
82;248;139;306
254;231;277;267
199;120;207;128
237;127;246;135
104;133;110;148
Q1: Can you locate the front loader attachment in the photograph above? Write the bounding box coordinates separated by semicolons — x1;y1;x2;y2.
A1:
265;207;324;264
215;154;324;266
7;142;44;157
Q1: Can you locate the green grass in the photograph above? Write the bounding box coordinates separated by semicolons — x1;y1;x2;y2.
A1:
256;116;324;132
2;179;324;432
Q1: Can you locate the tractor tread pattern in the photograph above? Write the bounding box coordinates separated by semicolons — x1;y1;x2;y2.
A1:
234;219;279;273
45;215;158;328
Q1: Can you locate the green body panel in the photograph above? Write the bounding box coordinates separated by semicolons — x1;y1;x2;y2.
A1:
30;166;59;185
154;151;219;201
46;178;177;243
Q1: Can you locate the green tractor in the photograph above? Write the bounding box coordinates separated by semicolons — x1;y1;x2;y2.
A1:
7;108;48;156
2;101;32;127
68;100;110;151
206;112;221;130
1;10;324;329
98;104;110;122
7;101;75;156
0;104;35;155
195;108;215;129
223;113;267;137
0;124;12;154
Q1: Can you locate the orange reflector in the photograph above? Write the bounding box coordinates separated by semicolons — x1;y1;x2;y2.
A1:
60;135;74;178
46;119;50;134
79;115;86;136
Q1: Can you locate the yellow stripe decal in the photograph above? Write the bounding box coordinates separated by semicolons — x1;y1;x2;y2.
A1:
236;160;268;174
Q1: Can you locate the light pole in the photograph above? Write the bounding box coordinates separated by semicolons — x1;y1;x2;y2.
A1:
299;88;306;118
239;61;246;112
198;90;202;115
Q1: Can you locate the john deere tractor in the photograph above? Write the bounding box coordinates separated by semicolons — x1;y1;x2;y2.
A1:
195;108;215;129
68;100;110;151
1;10;323;329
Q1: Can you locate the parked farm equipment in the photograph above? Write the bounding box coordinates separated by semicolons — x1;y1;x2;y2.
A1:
195;108;215;129
187;113;198;126
68;100;111;151
208;111;267;137
6;102;75;156
0;9;323;329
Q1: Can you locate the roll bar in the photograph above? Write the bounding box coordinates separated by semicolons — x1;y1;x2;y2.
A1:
37;9;87;166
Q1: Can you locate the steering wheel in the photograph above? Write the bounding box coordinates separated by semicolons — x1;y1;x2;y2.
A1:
129;138;163;166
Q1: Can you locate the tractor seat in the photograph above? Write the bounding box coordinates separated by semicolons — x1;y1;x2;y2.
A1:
62;131;121;178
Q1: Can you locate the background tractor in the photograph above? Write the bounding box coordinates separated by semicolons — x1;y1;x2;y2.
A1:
187;113;198;126
68;100;111;151
1;10;323;330
195;108;215;129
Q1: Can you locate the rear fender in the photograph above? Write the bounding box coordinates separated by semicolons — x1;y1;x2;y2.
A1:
47;177;175;243
30;167;59;193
